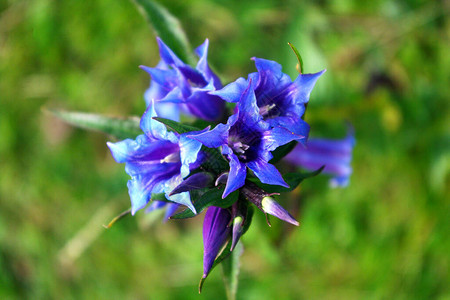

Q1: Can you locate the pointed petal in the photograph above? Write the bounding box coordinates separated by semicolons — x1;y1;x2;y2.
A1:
156;37;185;67
203;206;231;278
195;39;222;89
188;123;229;148
237;80;262;125
107;136;177;164
247;159;288;188
261;197;299;226
291;69;326;104
140;65;178;87
210;77;248;103
179;129;208;177
140;99;178;143
264;126;303;152
223;151;247;198
166;191;196;214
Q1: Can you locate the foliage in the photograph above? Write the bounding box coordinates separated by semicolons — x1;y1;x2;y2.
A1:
0;0;448;299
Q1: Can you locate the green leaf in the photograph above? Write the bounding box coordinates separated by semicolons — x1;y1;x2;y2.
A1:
171;188;238;219
269;140;297;164
221;241;243;300
45;108;141;140
250;166;324;193
288;42;304;74
132;0;195;65
153;117;202;134
200;147;229;174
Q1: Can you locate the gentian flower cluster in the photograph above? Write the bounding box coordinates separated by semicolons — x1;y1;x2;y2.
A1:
107;38;354;286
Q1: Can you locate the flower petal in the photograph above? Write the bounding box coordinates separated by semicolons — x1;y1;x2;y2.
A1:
185;88;225;121
188;123;229;148
195;39;222;89
247;159;288;188
223;150;247;198
156;37;185;67
140;99;178;143
290;69;326;104
210;77;248;103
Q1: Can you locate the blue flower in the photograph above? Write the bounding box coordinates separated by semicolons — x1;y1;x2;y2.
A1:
189;81;299;198
141;38;225;122
284;129;355;187
212;57;325;144
107;100;205;215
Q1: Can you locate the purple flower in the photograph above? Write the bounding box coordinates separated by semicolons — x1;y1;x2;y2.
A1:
284;130;355;187
141;38;225;122
212;57;325;144
107;100;205;215
189;81;299;198
202;206;231;279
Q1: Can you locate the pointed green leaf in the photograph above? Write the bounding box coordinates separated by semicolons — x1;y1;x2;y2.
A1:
288;42;304;74
250;166;324;193
153;117;202;134
221;241;243;300
132;0;195;64
45;108;141;140
171;188;238;219
269;140;297;164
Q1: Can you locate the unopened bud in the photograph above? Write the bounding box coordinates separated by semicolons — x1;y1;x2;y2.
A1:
261;197;299;226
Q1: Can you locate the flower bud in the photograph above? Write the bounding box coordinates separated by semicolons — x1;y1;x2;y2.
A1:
261;197;299;226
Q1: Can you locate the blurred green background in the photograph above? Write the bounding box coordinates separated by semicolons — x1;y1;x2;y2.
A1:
0;0;449;299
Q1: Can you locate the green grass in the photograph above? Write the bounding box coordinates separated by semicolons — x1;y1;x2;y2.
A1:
0;0;448;299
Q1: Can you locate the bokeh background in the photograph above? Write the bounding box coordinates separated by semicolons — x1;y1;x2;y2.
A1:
1;0;449;299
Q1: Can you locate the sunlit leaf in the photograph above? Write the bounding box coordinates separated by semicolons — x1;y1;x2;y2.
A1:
132;0;195;64
45;108;141;140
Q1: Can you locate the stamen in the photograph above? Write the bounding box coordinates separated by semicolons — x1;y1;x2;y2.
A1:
259;103;276;117
160;152;179;163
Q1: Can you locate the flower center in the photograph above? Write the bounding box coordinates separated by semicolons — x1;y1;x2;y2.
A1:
160;152;180;164
228;122;262;163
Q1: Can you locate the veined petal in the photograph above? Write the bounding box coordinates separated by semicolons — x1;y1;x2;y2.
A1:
247;159;288;188
238;80;263;125
264;126;302;152
140;99;178;143
140;65;178;87
107;135;176;164
210;77;248;103
267;117;310;145
290;69;326;104
179;130;208;178
164;174;196;213
185;89;225;122
223;151;247;198
188;123;229;148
